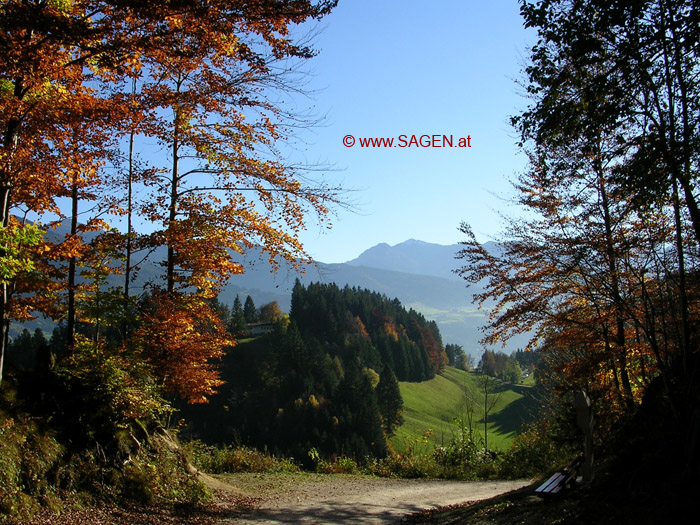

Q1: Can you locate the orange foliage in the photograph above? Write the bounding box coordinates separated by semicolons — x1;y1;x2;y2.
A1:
133;290;234;404
0;0;340;388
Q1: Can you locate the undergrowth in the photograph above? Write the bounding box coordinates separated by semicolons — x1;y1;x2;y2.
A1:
185;441;300;474
0;368;209;524
184;416;568;481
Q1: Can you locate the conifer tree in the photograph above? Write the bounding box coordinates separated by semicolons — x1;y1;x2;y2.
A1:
376;365;403;435
229;295;247;334
243;295;258;324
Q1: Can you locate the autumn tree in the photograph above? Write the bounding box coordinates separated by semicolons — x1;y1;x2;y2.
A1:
0;1;341;390
124;1;342;299
133;289;231;404
457;0;700;444
515;0;700;390
259;301;283;324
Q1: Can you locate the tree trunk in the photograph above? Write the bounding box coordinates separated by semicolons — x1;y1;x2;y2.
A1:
0;78;25;386
66;170;79;349
597;155;634;406
167;77;183;295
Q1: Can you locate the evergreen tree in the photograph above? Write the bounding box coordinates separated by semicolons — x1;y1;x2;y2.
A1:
446;343;468;370
243;295;258;324
334;362;387;459
376;365;403;435
480;350;497;376
229;295;247;334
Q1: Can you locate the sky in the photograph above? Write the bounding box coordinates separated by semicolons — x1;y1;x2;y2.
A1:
289;1;537;263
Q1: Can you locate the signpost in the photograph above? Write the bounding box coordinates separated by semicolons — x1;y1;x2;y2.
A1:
574;390;594;483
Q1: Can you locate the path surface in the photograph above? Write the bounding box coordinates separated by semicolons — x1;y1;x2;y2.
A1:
215;473;530;524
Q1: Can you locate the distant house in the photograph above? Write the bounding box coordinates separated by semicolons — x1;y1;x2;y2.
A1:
248;322;275;336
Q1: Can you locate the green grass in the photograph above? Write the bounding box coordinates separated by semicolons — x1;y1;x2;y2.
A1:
521;371;536;386
389;367;537;453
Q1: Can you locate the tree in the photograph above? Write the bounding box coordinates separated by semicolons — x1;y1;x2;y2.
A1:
334;361;388;459
479;350;497;377
243;295;258;324
229;295;247;334
127;0;343;298
477;371;503;450
0;0;342;386
456;0;700;446
376;365;403;435
501;359;522;384
259;301;283;324
515;0;700;398
133;290;232;404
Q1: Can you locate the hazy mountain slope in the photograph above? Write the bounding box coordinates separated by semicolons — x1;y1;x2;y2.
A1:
346;239;464;281
11;230;526;357
218;242;528;356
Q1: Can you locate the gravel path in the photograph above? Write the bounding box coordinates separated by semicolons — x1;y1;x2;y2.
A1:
215;473;530;524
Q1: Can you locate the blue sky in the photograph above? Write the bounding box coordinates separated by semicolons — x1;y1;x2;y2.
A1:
291;1;536;263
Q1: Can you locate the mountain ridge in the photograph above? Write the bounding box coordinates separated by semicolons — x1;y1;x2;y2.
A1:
12;230;525;357
345;239;464;281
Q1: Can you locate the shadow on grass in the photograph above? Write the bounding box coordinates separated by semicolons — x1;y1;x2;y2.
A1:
487;387;539;437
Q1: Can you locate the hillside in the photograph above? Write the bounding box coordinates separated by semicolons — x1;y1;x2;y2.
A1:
12;230;527;358
390;367;537;453
217;240;528;357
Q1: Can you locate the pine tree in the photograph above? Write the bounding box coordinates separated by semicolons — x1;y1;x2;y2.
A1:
243;295;258;324
229;296;247;334
376;365;403;435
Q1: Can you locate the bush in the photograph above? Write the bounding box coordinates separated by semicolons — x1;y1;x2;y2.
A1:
433;418;482;467
365;453;441;478
0;389;64;523
185;442;299;474
307;449;359;474
0;369;208;524
119;432;210;506
499;423;573;479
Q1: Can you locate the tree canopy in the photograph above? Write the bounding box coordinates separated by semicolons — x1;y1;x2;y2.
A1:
0;0;341;392
457;0;700;458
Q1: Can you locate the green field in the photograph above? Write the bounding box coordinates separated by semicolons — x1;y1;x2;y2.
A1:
389;367;537;453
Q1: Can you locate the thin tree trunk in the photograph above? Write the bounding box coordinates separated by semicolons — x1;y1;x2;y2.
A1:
123;79;136;338
597;156;634;405
0;78;25;386
671;177;690;372
66;170;79;349
167;77;183;295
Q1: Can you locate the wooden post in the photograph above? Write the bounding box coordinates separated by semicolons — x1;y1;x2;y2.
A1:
574;389;594;483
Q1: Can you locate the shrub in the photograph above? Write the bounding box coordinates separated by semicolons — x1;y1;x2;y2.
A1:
185;442;299;474
433;417;482;467
307;447;363;474
0;395;64;523
118;431;210;506
365;453;440;478
499;423;573;479
0;370;208;524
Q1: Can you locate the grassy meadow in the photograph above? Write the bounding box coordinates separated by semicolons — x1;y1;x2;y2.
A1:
390;367;537;453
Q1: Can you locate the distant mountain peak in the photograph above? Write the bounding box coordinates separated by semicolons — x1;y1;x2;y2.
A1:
397;238;429;247
346;239;463;281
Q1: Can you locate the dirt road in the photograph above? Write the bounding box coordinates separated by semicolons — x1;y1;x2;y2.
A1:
215;473;530;524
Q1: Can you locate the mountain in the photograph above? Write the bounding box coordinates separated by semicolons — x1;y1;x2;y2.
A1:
346;239;463;281
11;231;526;359
218;239;527;357
345;239;502;280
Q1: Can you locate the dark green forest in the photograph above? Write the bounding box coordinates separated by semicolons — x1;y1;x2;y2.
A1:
179;281;447;463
